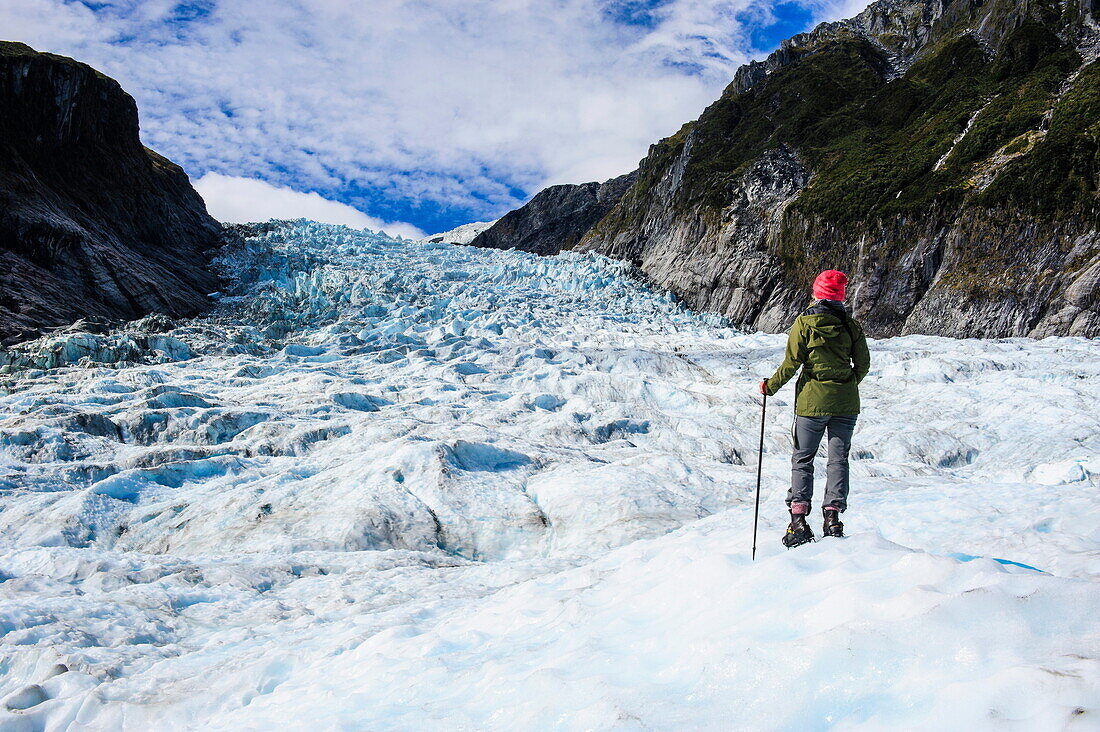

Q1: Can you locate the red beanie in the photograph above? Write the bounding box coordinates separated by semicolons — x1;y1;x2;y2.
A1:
812;270;848;301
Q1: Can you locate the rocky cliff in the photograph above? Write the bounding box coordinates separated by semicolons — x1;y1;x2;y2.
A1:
564;0;1100;338
0;41;223;346
470;172;637;255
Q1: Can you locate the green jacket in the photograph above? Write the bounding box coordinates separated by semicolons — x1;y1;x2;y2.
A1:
765;301;870;416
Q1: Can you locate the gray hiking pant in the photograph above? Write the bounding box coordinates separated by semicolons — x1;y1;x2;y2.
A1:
788;414;858;513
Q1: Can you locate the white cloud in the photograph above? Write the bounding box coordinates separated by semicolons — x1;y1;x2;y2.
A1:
3;0;870;226
195;173;425;239
805;0;877;24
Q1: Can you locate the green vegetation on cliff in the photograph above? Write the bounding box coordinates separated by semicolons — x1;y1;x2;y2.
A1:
596;19;1095;245
695;22;1089;223
686;36;888;211
801;23;1084;222
982;57;1100;212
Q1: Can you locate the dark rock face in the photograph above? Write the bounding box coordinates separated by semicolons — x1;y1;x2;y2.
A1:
0;41;223;346
469;172;637;255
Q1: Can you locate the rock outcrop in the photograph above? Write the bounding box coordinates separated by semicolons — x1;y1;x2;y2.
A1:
0;41;223;346
469;172;637;255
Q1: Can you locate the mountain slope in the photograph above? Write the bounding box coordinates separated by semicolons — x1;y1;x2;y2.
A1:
470;172;637;255
0;41;223;346
571;0;1100;338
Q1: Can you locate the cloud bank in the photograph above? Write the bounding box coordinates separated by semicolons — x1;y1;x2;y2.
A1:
5;0;868;232
195;173;425;239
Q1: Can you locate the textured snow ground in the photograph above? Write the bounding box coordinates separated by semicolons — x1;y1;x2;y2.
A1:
1;221;1097;730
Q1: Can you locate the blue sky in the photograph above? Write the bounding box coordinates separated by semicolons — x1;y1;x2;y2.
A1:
5;0;867;237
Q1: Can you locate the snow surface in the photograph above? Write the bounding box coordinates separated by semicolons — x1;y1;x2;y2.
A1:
1;221;1098;729
420;220;497;245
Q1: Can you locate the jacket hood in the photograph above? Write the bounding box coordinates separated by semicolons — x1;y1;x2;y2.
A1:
803;316;844;347
803;300;849;347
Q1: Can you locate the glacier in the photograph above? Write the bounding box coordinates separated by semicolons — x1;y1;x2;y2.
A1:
0;220;1097;729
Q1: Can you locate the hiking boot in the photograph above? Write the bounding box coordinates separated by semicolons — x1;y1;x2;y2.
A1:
822;506;844;538
782;511;815;548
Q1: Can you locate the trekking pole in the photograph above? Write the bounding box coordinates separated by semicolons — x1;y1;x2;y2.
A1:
752;391;766;560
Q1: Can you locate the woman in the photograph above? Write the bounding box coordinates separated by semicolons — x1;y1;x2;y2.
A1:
759;270;870;547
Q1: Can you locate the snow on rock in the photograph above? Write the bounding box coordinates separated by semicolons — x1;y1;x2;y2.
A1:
0;221;1098;728
419;219;497;245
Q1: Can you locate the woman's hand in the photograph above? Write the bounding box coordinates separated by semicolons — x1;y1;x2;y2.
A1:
759;379;768;395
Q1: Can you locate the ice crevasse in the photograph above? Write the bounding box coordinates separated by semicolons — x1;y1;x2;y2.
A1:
0;221;1097;729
